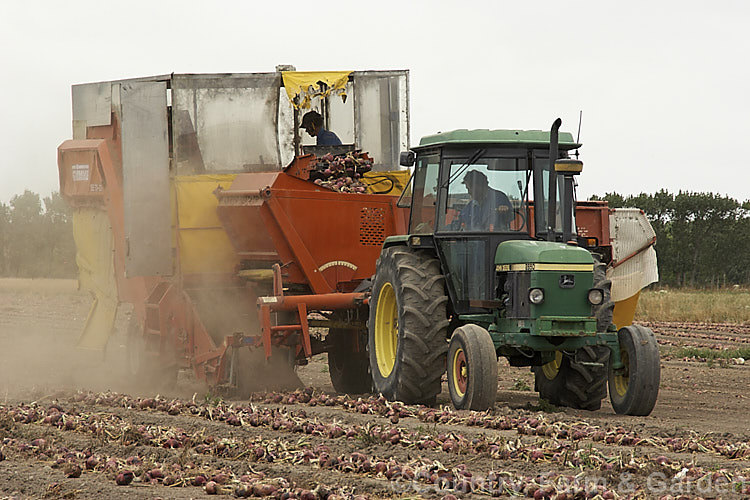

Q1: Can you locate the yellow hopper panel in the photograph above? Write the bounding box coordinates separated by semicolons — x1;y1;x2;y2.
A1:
73;208;118;350
174;175;239;275
613;291;641;329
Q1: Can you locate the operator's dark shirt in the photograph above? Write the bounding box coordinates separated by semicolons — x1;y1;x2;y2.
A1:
317;129;342;146
457;187;514;231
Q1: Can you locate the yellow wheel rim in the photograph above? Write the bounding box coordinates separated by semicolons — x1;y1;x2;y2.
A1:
374;282;398;377
541;351;563;380
452;347;467;398
613;347;630;397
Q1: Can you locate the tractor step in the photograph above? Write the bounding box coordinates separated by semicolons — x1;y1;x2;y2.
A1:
578;361;605;368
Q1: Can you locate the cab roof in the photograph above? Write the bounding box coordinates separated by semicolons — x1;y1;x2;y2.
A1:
417;129;580;150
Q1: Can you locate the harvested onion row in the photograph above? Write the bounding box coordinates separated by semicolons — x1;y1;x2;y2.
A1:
6;393;750;470
51;389;750;460
1;410;362;497
3;403;748;499
4;397;750;498
242;390;750;460
643;320;750;336
3;400;629;471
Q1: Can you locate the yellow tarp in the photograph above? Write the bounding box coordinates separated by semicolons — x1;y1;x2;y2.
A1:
362;170;411;196
73;208;119;350
282;71;352;109
174;175;239;275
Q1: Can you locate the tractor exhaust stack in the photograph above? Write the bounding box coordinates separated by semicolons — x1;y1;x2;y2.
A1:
547;118;562;241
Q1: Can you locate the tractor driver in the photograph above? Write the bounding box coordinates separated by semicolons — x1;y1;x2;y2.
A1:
300;110;342;146
456;170;514;231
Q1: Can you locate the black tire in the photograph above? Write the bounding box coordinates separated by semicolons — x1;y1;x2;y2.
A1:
447;324;498;410
533;345;610;410
532;254;613;411
368;246;449;405
592;254;614;332
608;324;660;416
328;328;372;394
126;317;177;392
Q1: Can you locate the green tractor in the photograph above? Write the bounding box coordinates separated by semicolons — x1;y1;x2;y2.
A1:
368;119;660;415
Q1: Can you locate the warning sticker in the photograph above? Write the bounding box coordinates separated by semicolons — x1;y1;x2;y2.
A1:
72;164;90;182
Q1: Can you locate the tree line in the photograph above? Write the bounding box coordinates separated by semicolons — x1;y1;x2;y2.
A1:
1;188;748;287
591;190;750;287
0;190;76;278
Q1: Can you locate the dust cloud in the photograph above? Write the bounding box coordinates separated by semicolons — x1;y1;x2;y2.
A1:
0;278;207;403
0;278;310;404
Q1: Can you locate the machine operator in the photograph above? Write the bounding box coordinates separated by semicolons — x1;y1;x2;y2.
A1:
300;111;342;146
457;170;514;231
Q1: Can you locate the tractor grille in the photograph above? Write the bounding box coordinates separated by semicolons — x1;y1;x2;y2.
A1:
359;207;386;246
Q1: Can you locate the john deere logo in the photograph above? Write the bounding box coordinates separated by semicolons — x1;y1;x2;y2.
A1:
559;274;575;289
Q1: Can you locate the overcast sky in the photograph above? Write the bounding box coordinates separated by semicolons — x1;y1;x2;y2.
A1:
1;0;748;205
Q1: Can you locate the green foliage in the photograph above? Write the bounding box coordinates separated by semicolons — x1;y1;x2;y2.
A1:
592;190;750;287
524;399;560;413
674;346;750;360
512;378;531;391
202;391;224;406
0;190;76;278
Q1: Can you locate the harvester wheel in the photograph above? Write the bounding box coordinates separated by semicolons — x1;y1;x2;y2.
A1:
368;246;449;405
125;317;177;391
533;346;610;410
608;324;660;416
327;328;372;394
234;346;303;398
447;324;498;410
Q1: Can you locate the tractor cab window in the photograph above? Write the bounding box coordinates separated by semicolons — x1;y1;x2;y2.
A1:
439;157;529;233
407;154;440;233
534;156;573;240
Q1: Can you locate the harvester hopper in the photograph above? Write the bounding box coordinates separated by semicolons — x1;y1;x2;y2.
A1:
57;69;411;394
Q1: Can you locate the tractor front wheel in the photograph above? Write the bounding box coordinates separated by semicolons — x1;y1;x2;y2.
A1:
368;246;449;405
533;346;610;410
608;324;660;416
447;325;498;410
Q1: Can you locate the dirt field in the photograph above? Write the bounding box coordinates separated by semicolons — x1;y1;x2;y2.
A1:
1;279;748;499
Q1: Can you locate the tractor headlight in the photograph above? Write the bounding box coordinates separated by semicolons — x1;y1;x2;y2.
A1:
588;288;604;305
529;288;545;305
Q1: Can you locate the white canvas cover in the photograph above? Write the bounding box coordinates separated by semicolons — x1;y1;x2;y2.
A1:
607;208;659;302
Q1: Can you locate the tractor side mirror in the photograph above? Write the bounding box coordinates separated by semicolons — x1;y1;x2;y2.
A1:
399;151;415;167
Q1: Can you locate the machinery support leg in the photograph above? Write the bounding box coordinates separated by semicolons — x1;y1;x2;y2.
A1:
260;303;272;360
297;303;312;358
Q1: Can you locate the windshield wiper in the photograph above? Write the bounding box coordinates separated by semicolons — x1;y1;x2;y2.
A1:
441;148;486;189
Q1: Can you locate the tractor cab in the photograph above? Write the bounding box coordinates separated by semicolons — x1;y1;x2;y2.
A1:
370;119;660;415
397;124;583;315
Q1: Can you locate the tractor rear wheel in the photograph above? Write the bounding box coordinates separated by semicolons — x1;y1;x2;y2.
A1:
608;324;660;415
447;324;498;410
368;246;449;405
592;254;615;332
328;328;372;394
533;346;610;410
